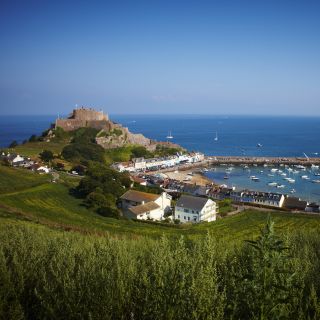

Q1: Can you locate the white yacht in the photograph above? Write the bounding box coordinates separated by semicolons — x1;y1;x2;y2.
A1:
214;131;218;141
268;182;278;187
166;131;173;139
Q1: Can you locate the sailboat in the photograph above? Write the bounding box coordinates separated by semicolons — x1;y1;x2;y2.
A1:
214;131;218;141
166;131;173;139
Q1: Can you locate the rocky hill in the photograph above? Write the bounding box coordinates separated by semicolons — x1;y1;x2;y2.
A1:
55;107;184;151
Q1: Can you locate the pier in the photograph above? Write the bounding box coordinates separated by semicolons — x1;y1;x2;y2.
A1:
206;156;320;166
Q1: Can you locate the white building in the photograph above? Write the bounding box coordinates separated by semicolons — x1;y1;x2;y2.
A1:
175;194;217;223
37;166;50;174
132;158;146;171
120;189;172;220
12;154;24;164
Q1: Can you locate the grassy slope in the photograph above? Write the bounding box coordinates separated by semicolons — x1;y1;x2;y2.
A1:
13;140;68;157
1;165;320;240
0;165;50;193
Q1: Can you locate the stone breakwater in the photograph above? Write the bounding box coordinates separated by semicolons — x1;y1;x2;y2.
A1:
207;156;320;166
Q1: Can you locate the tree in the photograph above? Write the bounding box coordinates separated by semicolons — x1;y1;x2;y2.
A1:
131;146;152;159
97;206;120;218
85;192;109;209
39;150;54;162
8;140;18;148
29;134;38;142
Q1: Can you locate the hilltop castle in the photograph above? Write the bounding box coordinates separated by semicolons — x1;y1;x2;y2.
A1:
54;106;183;151
55;107;111;131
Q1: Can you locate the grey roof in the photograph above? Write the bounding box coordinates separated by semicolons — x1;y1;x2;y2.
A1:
176;195;209;211
128;202;160;215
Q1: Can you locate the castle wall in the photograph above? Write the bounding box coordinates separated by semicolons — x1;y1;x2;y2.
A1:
72;108;108;121
55;107;109;131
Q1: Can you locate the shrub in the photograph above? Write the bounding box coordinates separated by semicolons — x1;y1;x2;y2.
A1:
39;150;54;162
29;134;38;142
8;140;18;148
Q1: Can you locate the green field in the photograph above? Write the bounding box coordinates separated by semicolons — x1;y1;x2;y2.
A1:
1;164;320;241
13;140;68;157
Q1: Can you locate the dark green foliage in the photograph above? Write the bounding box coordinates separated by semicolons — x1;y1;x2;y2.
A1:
71;164;86;175
130;145;152;159
112;128;123;136
39;150;54;162
8;140;18;148
97;206;121;218
62;142;105;163
72;127;99;144
76;163;130;214
28;134;38;142
132;182;163;194
53;127;70;140
61;128;104;163
155;144;182;156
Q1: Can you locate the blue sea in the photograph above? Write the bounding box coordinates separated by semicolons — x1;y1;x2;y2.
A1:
1;114;320;202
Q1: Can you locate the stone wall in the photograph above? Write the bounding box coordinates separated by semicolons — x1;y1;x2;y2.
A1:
72;108;108;121
55;107;109;131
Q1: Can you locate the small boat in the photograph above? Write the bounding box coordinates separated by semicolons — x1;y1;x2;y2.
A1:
268;182;278;187
288;178;295;183
270;168;278;173
166;131;173;139
203;168;209;172
301;175;309;179
251;177;260;182
293;170;300;174
257;143;263;148
314;173;320;176
296;165;306;170
214;131;218;141
277;184;285;188
312;179;320;183
268;174;274;177
280;173;287;176
223;175;229;179
290;189;296;194
311;164;319;169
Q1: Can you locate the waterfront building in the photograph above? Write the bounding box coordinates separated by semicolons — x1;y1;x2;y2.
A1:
175;194;217;223
230;190;285;208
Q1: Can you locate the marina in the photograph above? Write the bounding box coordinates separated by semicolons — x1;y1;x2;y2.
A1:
204;162;320;203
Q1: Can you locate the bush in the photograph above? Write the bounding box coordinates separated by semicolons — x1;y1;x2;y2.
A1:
29;134;38;142
131;146;152;159
1;218;320;319
97;206;121;218
39;150;54;162
8;140;18;148
62;143;105;163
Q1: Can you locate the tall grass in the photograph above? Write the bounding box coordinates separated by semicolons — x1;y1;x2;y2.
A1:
1;219;320;319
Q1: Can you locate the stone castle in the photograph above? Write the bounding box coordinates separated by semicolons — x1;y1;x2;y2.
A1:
55;107;111;131
55;106;183;151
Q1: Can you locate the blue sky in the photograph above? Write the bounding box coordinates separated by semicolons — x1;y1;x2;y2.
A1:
0;0;320;115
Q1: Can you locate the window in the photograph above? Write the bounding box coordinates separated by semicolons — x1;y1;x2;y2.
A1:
178;215;180;219
184;216;186;220
193;217;197;222
184;209;189;213
188;217;190;221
